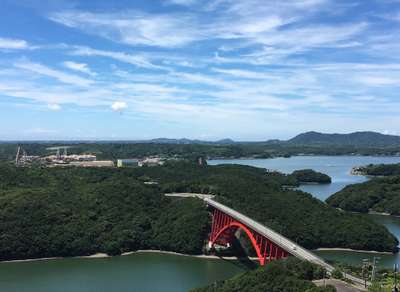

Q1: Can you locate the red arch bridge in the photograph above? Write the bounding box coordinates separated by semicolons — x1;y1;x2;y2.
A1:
205;198;331;268
165;193;366;286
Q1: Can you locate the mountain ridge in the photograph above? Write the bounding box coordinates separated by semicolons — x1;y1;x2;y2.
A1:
287;131;400;147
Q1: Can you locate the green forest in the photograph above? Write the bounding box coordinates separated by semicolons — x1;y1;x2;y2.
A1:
291;169;332;184
0;161;397;262
327;176;400;215
353;163;400;176
1;142;400;162
192;257;335;292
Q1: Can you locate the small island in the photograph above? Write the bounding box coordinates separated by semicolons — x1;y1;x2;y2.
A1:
291;169;332;184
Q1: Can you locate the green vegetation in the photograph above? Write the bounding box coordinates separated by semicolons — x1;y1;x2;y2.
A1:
1;140;400;163
0;161;397;261
0;163;209;260
291;169;332;184
192;258;335;292
353;163;400;176
288;131;400;147
327;176;400;215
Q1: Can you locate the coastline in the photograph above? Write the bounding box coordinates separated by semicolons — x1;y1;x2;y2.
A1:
314;247;393;255
1;247;393;264
0;250;259;264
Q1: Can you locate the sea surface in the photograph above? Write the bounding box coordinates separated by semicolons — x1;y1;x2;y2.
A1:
0;253;245;292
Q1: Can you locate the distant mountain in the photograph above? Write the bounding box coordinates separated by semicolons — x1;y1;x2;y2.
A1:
287;131;400;147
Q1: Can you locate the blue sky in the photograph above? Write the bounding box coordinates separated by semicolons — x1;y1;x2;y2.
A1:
0;0;399;140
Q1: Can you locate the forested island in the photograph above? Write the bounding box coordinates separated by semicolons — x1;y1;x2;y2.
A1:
0;161;398;262
291;169;332;184
193;258;334;292
327;176;400;215
352;163;400;176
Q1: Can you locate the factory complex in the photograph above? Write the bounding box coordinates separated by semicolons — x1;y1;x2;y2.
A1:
15;146;165;168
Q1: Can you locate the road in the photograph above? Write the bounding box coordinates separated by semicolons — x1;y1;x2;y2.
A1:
314;279;366;292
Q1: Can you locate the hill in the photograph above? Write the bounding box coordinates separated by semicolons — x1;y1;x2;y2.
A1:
352;163;400;176
327;176;400;215
192;258;334;292
288;131;400;147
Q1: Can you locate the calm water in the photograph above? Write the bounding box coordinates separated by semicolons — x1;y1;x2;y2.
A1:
209;156;400;268
0;253;245;292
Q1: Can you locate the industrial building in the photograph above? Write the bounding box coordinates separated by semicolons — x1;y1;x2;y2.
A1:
117;159;139;167
69;161;114;168
117;157;164;168
139;157;164;167
15;146;112;168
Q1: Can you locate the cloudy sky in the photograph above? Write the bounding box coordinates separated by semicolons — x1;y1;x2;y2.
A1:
0;0;399;140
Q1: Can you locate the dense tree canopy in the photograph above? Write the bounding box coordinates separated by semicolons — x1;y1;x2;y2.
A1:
291;169;332;184
353;163;400;176
192;258;335;292
0;163;209;260
327;176;400;215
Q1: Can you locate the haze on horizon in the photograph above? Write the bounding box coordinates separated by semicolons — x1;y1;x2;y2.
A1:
0;0;399;141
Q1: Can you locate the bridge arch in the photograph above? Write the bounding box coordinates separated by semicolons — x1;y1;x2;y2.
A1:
210;220;266;265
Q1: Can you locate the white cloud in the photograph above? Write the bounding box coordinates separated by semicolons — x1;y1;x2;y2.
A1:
63;61;96;76
47;103;61;111
49;11;202;48
356;76;399;86
48;0;324;49
111;101;127;111
71;46;168;70
14;60;93;87
0;37;29;49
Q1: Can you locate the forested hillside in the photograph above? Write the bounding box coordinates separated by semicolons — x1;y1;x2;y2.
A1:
289;131;400;147
192;258;335;292
0;163;210;260
0;161;397;262
353;163;400;176
327;176;400;215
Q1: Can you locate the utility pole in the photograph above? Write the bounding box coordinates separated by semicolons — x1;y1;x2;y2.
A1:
362;258;370;288
15;146;21;166
372;256;380;283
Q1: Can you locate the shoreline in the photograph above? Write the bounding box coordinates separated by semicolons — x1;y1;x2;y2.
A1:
314;247;393;255
0;250;259;264
1;247;393;264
